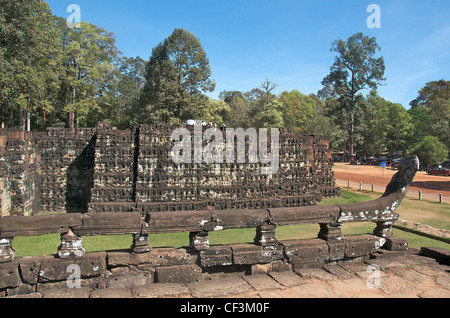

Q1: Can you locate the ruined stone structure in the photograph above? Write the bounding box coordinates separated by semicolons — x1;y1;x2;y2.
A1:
0;124;339;216
0;125;420;298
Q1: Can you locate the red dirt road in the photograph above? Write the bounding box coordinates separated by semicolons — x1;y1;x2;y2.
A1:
333;163;450;203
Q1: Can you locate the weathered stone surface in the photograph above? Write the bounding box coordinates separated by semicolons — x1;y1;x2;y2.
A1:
254;222;278;247
43;287;90;298
0;260;21;289
337;192;403;224
0;214;82;237
268;271;305;287
104;271;153;289
270;205;339;226
155;265;202;284
420;247;450;265
295;268;337;281
281;239;329;265
210;209;269;230
344;234;382;258
19;256;43;284
327;240;346;261
230;243;283;265
38;252;106;282
6;292;42;298
0;238;14;263
89;288;133;298
146;210;210;233
57;229;85;259
436;276;450;291
74;213;142;236
419;288;450;298
107;248;197;268
186;277;253;298
200;245;233;267
243;274;283;291
189;231;210;251
1;126;339;216
384;237;408;251
132;283;191;298
323;263;355;280
251;260;291;275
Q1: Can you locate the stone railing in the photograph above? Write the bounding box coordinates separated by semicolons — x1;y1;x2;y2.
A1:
0;156;419;296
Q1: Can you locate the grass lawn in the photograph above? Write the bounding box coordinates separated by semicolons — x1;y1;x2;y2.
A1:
11;189;450;257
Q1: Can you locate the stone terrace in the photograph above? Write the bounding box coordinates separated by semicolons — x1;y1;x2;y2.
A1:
4;247;450;298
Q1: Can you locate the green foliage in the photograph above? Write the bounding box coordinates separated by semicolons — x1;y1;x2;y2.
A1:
0;5;446;163
409;136;448;166
322;32;386;156
410;80;450;148
139;28;215;124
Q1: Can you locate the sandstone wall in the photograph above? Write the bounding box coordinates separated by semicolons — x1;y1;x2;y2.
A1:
0;125;340;216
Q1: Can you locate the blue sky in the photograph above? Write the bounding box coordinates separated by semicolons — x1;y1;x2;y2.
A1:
44;0;450;108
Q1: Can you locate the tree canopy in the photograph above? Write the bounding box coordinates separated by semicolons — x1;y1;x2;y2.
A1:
0;1;448;164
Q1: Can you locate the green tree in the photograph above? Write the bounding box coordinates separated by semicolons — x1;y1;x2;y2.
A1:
410;136;448;166
0;0;60;130
279;90;322;135
258;100;284;128
322;32;385;157
219;90;251;128
57;21;121;131
356;91;388;156
140;28;215;124
385;102;413;154
410;80;450;148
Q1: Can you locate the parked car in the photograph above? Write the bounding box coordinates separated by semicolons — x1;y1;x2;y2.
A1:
427;167;450;176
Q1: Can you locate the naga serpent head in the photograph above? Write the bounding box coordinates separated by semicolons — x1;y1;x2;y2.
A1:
383;155;420;197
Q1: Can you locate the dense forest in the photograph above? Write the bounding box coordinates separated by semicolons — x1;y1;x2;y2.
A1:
1;1;448;164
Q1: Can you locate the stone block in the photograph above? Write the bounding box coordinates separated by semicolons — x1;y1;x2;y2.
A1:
19;256;44;285
146;210;210;233
107;248;197;268
89;288;133;298
385;237;408;251
200;245;233;267
269;205;338;226
327;240;346;261
230;243;282;265
0;260;21;289
132;283;191;298
251;260;291;275
281;239;329;265
154;265;202;284
420;247;450;265
38;252;106;283
105;271;153;289
43;287;90;298
75;213;142;236
0;214;82;237
344;234;382;258
337;192;402;223
210;209;269;230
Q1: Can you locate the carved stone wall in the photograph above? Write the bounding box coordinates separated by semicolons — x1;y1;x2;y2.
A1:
0;125;340;216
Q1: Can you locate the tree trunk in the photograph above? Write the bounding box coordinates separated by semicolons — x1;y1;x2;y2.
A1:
43;108;46;130
68;87;76;132
19;105;24;130
350;111;355;157
27;96;31;132
75;109;79;134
